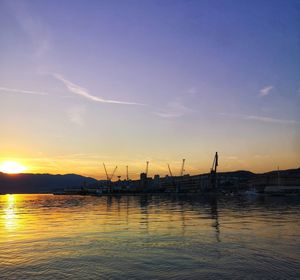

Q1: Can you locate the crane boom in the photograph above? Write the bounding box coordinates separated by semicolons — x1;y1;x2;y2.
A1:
180;159;186;176
211;152;218;173
167;164;173;177
111;166;118;181
209;152;218;190
103;163;109;181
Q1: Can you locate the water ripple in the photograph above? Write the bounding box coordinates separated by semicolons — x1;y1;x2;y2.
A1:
0;194;299;279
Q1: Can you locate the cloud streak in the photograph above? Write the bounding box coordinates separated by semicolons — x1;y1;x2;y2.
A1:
6;0;50;57
67;106;86;126
153;100;194;118
53;74;143;106
0;86;48;96
220;113;298;124
244;115;297;124
259;85;273;97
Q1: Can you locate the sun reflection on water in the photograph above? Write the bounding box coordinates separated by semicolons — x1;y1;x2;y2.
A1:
3;194;18;230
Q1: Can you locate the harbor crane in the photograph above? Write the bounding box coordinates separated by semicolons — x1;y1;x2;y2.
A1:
103;163;118;181
103;163;109;181
167;164;173;177
167;159;186;177
110;166;118;181
209;152;218;190
211;152;218;173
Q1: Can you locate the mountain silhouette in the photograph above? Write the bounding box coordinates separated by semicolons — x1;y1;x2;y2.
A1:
0;173;97;194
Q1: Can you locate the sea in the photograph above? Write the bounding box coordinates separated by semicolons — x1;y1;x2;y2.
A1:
0;194;299;279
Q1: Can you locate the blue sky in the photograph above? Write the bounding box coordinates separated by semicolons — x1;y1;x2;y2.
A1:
0;0;299;178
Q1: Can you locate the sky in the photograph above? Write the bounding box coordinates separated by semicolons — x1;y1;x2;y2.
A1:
0;0;299;179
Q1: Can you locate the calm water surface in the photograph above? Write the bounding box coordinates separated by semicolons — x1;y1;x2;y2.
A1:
0;194;299;279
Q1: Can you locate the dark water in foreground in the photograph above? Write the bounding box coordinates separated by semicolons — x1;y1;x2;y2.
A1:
0;194;299;280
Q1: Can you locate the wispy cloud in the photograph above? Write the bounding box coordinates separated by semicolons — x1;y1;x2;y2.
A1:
220;112;298;125
259;85;274;97
53;74;143;106
226;156;238;160
67;106;86;126
0;86;48;96
7;0;50;57
153;100;194;118
244;115;297;124
187;87;198;95
254;154;270;159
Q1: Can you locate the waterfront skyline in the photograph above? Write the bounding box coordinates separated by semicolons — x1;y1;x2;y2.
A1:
1;0;300;179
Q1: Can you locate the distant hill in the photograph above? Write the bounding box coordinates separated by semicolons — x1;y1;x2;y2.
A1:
217;170;256;179
261;168;300;177
248;168;300;187
0;173;98;194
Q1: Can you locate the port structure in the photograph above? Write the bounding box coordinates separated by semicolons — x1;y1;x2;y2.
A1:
103;163;118;181
61;152;227;195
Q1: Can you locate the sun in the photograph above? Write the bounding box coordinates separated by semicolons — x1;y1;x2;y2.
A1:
0;161;27;174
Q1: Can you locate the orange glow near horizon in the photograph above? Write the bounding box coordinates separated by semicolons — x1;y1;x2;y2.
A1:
0;152;299;180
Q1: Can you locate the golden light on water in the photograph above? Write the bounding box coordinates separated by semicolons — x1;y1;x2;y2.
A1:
3;194;18;229
0;161;27;174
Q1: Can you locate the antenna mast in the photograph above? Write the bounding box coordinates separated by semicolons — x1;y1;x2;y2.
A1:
145;161;149;177
180;159;186;176
126;165;129;180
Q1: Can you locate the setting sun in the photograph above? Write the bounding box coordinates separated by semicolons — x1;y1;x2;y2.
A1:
0;161;27;174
